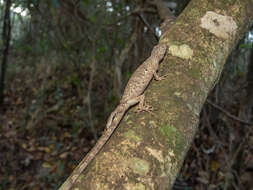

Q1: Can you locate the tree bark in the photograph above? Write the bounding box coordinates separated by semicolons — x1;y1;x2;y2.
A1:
0;0;12;105
60;0;253;189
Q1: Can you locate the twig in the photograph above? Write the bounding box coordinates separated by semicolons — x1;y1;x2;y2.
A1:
137;13;159;41
206;99;253;125
87;42;97;140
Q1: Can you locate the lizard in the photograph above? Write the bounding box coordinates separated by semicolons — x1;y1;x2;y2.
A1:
58;43;167;190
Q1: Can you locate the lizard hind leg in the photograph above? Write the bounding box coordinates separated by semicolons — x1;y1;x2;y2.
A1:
135;94;154;114
105;103;130;130
106;109;118;129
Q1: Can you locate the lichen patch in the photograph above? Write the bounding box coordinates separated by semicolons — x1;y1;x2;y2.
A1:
145;147;164;162
200;11;238;39
168;44;193;59
129;157;150;175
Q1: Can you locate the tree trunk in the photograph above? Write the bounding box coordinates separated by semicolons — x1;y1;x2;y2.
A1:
59;0;253;189
0;0;12;105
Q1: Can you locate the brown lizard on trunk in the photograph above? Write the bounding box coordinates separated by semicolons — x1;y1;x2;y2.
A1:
59;43;167;190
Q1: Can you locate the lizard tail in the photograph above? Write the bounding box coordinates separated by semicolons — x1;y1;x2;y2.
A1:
80;108;127;172
59;104;129;190
59;128;115;190
105;103;127;129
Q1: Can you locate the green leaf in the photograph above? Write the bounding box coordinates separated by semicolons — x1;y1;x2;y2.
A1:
83;0;89;6
88;15;96;23
240;43;253;49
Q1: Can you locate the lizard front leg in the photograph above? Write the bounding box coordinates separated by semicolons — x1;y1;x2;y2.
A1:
136;73;168;113
105;97;142;130
154;71;167;81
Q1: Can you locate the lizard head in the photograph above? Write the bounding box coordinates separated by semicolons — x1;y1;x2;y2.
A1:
151;44;167;61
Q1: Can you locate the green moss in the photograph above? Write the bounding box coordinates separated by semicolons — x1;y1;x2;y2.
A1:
190;8;201;17
132;183;146;190
161;125;176;137
124;130;142;143
189;67;201;79
160;125;185;155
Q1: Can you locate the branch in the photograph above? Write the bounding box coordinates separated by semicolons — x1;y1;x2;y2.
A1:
206;99;253;125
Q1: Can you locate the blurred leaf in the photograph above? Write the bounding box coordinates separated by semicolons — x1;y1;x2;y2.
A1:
126;71;132;80
88;15;96;22
117;37;124;48
71;122;83;136
53;0;59;8
237;71;244;77
62;132;72;138
72;77;81;87
25;46;31;53
59;152;69;159
211;160;219;172
44;147;51;153
240;43;253;49
43;162;53;169
83;0;89;6
98;44;106;56
64;74;80;87
63;42;69;49
57;161;65;173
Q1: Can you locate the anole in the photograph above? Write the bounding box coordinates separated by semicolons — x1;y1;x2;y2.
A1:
59;43;167;190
